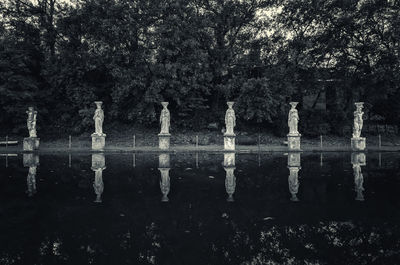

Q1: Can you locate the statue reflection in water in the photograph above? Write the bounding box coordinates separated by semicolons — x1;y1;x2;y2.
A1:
91;154;106;203
287;152;301;202
351;153;366;201
223;152;236;202
23;154;39;197
159;153;170;202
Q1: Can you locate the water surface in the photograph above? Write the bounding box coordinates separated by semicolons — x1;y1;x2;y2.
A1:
0;152;399;265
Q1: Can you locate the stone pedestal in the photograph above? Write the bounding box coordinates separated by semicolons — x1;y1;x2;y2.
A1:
287;134;301;151
158;133;171;150
23;137;40;151
351;137;366;151
92;134;106;151
224;134;235;151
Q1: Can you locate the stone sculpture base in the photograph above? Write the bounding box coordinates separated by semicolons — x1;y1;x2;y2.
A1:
287;134;301;151
351;137;366;151
158;133;171;150
23;137;40;151
92;134;106;151
224;134;236;151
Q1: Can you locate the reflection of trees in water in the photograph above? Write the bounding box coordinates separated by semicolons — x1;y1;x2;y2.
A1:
2;215;400;265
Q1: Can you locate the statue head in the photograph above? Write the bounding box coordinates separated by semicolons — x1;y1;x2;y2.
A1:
94;101;103;109
227;101;234;108
28;107;34;112
355;102;364;112
161;102;169;108
289;102;299;109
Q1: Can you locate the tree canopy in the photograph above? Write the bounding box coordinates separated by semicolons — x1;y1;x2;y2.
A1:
0;0;399;135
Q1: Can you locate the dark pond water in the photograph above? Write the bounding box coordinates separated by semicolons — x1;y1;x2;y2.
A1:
0;152;400;265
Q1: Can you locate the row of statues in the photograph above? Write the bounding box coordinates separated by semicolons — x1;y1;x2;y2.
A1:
22;101;365;151
21;152;366;202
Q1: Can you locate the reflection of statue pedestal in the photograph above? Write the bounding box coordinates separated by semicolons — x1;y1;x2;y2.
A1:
288;152;301;167
351;137;366;151
223;153;235;167
23;137;40;151
159;153;170;168
224;134;236;151
158;133;171;150
91;134;106;151
351;152;366;166
23;153;40;167
287;134;301;150
91;153;106;170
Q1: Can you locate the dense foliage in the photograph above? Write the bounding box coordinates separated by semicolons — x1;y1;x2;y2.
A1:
0;0;399;134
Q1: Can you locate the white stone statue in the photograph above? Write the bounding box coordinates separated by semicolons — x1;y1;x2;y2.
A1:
352;102;364;138
26;107;37;138
93;169;104;203
160;102;170;134
288;102;299;135
93;101;105;136
225;102;236;135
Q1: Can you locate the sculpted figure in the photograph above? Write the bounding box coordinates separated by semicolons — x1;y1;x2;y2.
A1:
225;102;236;135
288;102;299;135
353;102;364;138
160;102;170;134
26;107;37;137
93;101;105;136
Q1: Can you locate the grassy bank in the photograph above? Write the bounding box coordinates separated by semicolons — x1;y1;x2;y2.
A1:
1;127;400;153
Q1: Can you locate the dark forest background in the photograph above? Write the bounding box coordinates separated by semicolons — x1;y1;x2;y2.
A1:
0;0;399;136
